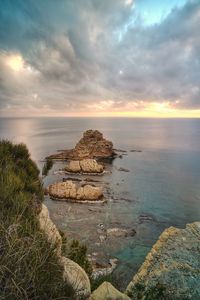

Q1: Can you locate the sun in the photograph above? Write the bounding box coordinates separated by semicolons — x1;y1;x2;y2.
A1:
6;54;24;72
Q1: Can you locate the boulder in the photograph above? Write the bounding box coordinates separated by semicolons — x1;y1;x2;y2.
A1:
91;258;118;280
65;160;81;173
48;130;116;160
89;282;131;300
38;204;62;255
48;180;103;201
77;185;103;200
48;180;77;199
126;222;200;299
60;256;91;299
65;158;104;174
80;159;104;173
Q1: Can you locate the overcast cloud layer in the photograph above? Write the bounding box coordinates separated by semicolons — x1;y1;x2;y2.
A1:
0;0;200;116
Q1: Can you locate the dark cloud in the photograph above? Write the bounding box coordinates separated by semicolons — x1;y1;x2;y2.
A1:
0;0;199;116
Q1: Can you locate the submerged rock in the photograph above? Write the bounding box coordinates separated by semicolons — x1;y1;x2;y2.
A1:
126;222;200;299
107;227;136;238
89;282;131;300
48;129;116;160
118;167;130;172
48;180;103;201
65;158;104;174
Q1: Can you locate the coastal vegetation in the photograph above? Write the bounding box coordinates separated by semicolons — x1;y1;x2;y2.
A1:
0;140;74;299
65;239;93;277
0;138;199;299
42;157;53;176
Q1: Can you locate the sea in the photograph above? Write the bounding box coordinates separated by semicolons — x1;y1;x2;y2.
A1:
1;117;200;288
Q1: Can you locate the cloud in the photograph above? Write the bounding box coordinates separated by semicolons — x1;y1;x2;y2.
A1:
0;0;199;116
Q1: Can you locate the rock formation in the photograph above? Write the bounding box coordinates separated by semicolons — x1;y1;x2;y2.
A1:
38;204;91;299
65;158;104;174
48;180;103;201
38;204;62;255
48;130;116;160
90;258;118;280
126;222;200;299
89;281;131;300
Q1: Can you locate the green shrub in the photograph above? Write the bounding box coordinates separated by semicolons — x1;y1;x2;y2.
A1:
63;239;92;277
127;282;168;300
42;158;53;176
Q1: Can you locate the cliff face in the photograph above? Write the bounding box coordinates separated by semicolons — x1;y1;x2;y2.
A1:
126;222;200;299
38;204;91;299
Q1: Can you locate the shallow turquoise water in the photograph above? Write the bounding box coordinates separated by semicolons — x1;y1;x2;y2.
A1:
1;117;200;287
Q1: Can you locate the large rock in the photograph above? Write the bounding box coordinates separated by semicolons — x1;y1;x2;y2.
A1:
38;204;91;299
66;160;81;173
77;185;103;200
38;204;62;255
72;130;114;159
65;158;104;174
48;180;103;201
49;180;77;199
60;256;91;299
126;222;200;299
48;130;116;160
89;282;131;300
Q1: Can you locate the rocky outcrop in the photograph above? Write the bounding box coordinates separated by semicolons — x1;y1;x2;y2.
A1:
89;282;131;300
48;130;116;160
38;204;91;299
90;258;118;280
48;180;103;202
126;222;200;299
65;159;104;174
38;204;62;255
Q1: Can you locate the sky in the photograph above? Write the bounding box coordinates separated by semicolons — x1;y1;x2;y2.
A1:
0;0;200;117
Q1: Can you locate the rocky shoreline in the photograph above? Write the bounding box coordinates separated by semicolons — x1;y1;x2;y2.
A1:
39;203;200;299
44;129;141;282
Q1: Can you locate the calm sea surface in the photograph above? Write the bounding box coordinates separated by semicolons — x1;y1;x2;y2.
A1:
1;117;200;287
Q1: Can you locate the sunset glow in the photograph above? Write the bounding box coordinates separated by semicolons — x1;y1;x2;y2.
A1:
0;0;199;118
6;54;24;72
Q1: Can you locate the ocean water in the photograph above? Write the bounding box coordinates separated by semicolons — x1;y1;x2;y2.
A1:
1;117;200;287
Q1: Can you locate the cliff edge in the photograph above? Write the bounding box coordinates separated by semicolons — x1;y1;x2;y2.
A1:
126;222;200;299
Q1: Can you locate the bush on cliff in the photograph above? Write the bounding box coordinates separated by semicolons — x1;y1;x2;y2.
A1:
0;140;74;299
42;158;53;176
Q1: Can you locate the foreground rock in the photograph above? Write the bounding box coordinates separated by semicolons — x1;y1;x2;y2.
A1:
90;258;118;280
38;204;91;299
48;129;116;160
48;180;104;202
89;282;131;300
65;159;104;174
126;222;200;299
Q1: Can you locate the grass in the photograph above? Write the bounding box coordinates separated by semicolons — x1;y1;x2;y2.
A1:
0;140;74;299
